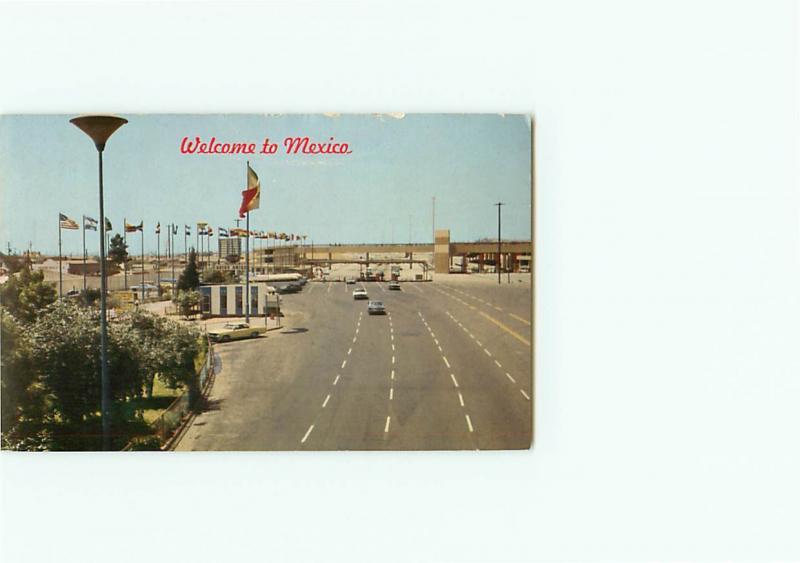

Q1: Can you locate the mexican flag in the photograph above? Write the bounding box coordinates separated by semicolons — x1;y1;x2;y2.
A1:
238;162;260;218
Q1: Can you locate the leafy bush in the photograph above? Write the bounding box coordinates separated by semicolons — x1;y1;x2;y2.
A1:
127;434;163;451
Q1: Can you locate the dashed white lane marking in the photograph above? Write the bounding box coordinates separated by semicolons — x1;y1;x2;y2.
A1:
301;425;314;443
431;332;435;338
333;375;341;385
465;414;474;433
434;339;439;345
353;336;357;343
391;369;395;380
437;345;442;352
390;334;394;341
505;373;516;383
384;416;391;433
392;356;395;364
322;394;331;408
443;356;450;368
469;334;475;340
494;359;502;368
520;389;531;401
389;388;394;400
494;306;503;312
476;340;483;347
341;360;347;369
458;392;464;407
484;348;492;357
390;327;394;333
391;343;395;351
450;373;459;388
347;348;352;355
356;328;359;334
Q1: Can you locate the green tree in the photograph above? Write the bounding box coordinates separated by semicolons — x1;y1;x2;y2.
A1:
29;301;146;449
0;265;57;323
108;234;129;267
173;289;200;319
126;309;199;396
0;307;48;450
202;268;236;284
0;252;32;274
177;249;200;291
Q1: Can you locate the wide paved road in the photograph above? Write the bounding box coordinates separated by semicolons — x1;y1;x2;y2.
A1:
176;279;532;451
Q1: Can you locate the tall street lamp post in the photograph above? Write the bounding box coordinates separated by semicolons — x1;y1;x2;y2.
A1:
70;115;127;451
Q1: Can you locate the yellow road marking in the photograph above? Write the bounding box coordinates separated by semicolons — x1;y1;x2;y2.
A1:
479;311;531;347
509;313;531;326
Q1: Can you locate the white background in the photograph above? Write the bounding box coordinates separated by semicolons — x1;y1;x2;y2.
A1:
1;1;798;561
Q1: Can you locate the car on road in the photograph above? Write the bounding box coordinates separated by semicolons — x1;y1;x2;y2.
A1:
367;300;386;315
345;277;356;284
276;283;302;294
207;322;267;342
353;287;368;300
388;280;400;290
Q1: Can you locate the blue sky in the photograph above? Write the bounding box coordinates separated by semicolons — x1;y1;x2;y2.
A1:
0;114;531;255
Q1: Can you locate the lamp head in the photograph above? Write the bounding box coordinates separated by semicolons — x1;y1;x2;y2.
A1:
70;115;127;151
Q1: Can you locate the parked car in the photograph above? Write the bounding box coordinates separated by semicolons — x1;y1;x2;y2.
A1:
207;322;266;342
388;281;401;290
345;277;356;284
353;287;369;300
368;300;386;315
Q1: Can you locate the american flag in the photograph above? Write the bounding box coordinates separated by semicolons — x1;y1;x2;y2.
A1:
59;213;79;230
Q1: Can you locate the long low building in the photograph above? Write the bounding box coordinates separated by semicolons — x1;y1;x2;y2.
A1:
199;283;278;317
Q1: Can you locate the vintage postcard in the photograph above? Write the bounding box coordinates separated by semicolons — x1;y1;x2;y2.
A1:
0;113;533;451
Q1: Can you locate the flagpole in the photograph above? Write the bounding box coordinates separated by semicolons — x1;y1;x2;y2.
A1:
140;226;145;303
172;225;176;286
82;216;87;293
157;225;160;291
123;216;128;290
246;212;250;323
58;216;63;299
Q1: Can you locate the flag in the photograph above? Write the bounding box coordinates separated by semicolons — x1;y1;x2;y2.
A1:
59;213;79;230
83;216;98;231
155;222;161;235
185;225;191;235
238;162;261;218
207;227;214;237
172;224;178;235
268;231;277;239
105;217;113;231
125;221;143;233
219;227;229;237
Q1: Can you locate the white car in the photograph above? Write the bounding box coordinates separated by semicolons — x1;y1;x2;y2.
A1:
353;288;368;300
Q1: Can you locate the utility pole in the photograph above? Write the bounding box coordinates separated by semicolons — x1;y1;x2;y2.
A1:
494;202;504;285
432;196;436;245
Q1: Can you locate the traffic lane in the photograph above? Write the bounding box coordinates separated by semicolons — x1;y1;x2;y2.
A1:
426;285;532;398
178;280;360;450
375;289;475;450
435;281;532;326
310;294;393;450
248;280;366;450
409;290;532;449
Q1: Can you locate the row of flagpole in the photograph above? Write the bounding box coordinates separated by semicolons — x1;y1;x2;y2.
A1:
57;159;281;324
57;211;307;299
